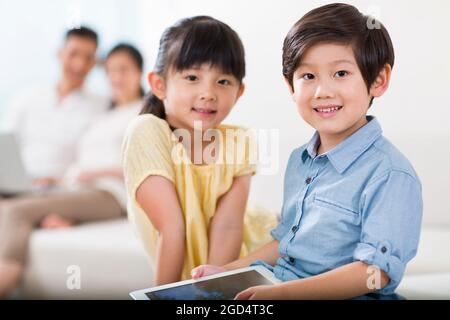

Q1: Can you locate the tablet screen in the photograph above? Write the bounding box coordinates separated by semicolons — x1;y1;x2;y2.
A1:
145;270;274;300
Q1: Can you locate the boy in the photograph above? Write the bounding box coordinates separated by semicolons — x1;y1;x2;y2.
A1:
192;3;422;300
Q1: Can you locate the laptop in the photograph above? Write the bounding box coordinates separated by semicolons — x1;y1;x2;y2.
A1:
0;133;36;196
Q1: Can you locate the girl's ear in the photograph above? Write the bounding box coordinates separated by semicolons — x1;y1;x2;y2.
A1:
370;64;392;98
148;72;166;100
236;83;245;100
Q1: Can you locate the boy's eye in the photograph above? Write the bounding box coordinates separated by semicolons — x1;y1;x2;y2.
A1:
218;79;231;85
185;75;198;81
302;73;315;80
335;70;348;78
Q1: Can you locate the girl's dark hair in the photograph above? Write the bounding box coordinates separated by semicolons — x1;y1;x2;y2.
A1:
140;16;246;118
107;43;145;108
282;3;395;106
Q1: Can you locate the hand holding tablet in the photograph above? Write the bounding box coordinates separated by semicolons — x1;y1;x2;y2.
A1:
191;264;227;279
130;266;280;300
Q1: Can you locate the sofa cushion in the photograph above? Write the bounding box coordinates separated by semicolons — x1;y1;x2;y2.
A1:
19;219;153;299
397;273;450;299
404;227;450;275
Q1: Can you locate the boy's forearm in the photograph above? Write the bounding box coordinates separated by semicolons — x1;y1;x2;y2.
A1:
223;239;280;271
277;261;389;300
154;230;185;286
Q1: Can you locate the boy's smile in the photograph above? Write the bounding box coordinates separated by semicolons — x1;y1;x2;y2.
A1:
289;43;380;153
313;104;343;118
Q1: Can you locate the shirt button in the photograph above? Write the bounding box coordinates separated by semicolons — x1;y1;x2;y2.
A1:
381;246;387;253
289;257;295;264
305;177;312;184
291;225;298;233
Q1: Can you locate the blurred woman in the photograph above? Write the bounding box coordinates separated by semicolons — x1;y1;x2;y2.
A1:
0;43;145;298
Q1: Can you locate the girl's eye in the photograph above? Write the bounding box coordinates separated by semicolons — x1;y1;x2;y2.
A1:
185;75;198;81
302;73;315;80
218;79;231;85
335;70;348;78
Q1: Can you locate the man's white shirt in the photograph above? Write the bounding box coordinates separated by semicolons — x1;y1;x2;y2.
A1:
4;85;108;178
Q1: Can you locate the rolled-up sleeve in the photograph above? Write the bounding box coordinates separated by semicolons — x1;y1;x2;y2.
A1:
353;169;423;295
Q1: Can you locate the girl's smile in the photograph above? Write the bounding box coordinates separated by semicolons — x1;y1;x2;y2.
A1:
191;106;218;117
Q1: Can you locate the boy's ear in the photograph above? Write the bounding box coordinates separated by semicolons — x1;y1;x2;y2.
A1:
370;64;392;98
284;77;295;96
148;72;166;100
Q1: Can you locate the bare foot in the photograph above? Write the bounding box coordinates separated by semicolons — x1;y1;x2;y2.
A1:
40;214;74;229
0;261;23;299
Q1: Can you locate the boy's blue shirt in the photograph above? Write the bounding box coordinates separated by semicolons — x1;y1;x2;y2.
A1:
253;116;423;299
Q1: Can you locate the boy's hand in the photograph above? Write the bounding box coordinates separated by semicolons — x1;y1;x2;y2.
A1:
191;265;226;279
234;285;279;300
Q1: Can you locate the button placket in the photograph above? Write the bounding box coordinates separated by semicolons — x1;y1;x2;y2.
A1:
293;166;320;235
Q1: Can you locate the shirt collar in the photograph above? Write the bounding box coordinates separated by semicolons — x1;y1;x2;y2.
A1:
302;116;383;174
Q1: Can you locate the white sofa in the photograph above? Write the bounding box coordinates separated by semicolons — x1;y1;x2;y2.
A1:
18;219;153;299
17;134;450;299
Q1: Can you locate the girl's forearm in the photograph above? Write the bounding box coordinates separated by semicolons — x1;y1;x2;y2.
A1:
278;261;389;300
154;229;186;286
207;225;243;266
223;240;280;271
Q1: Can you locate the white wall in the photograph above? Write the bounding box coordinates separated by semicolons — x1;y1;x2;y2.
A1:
0;0;143;109
1;0;449;217
134;0;450;213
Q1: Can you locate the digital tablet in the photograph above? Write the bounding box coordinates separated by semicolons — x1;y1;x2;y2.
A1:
129;266;280;300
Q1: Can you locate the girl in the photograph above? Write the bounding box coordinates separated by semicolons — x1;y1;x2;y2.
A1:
0;43;144;298
122;16;277;286
192;4;422;300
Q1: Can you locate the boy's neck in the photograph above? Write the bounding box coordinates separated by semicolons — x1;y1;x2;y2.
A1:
317;116;368;155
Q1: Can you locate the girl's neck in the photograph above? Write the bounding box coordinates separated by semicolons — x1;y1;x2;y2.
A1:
167;117;220;166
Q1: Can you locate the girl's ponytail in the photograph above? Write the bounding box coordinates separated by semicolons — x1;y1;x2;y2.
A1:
140;92;166;119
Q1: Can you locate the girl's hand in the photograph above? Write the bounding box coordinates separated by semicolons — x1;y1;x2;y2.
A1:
191;265;226;279
234;285;279;300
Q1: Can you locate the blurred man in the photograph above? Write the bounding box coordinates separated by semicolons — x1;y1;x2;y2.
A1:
3;26;108;187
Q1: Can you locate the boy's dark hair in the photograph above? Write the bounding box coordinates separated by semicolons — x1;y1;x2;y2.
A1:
283;3;394;105
140;15;245;119
65;26;98;46
106;43;145;107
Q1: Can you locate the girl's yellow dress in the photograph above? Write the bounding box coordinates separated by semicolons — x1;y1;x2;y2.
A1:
122;114;277;280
